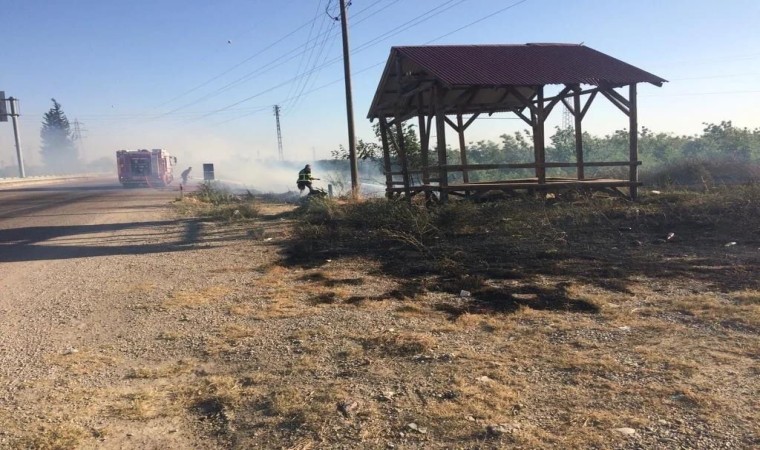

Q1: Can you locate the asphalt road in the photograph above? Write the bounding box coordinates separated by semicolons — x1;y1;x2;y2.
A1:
0;177;212;447
0;177;187;263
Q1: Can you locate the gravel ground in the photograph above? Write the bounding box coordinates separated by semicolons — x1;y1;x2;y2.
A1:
0;181;219;448
0;181;757;449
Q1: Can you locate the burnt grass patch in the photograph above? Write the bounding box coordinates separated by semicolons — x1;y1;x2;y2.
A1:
284;185;760;310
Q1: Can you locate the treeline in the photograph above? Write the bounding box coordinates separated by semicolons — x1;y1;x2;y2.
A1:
334;121;760;186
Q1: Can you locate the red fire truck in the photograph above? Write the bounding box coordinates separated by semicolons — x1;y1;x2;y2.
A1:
116;149;176;187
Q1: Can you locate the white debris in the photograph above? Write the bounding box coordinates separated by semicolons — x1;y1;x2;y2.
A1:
613;427;636;436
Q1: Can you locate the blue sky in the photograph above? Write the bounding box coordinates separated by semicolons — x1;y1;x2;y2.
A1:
1;0;759;169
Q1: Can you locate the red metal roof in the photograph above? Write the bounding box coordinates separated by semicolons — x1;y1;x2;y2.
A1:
395;44;666;87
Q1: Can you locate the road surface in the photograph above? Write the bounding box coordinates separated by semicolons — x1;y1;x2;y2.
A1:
0;177;188;263
0;177;210;447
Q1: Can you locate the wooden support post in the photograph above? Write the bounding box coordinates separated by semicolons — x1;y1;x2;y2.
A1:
395;115;412;201
628;83;638;200
434;84;448;202
418;94;430;185
533;86;546;184
379;118;394;198
573;89;585;180
456;113;469;184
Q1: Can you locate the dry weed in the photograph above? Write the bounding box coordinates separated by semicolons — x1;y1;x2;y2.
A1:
366;332;436;356
164;285;231;309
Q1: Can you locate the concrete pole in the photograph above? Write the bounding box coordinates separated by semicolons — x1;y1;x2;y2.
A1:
9;97;25;178
339;0;360;197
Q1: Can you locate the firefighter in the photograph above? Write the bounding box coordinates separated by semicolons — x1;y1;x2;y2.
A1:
181;166;192;185
297;164;318;194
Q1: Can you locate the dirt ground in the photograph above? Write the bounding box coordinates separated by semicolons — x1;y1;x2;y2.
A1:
1;185;758;449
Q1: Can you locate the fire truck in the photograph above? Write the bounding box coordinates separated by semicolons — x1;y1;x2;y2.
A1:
116;149;177;187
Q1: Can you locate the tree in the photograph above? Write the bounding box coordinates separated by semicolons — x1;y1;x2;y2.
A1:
330;139;382;161
331;122;422;169
40;99;78;171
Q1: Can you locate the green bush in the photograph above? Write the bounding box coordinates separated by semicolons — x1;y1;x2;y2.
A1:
183;181;260;220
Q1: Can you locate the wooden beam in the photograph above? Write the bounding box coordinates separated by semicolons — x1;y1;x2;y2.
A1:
544;86;573;117
443;115;459;132
461;113;480;130
434;84;449;202
425;161;641;171
418;92;430;185
462;88;481;108
508;107;533;125
400;81;434;99
506;86;538;114
600;89;630;117
573;89;585;180
601;86;631;109
629;83;639;200
457;113;469;183
561;97;576;117
454;86;478;104
379;118;394;196
580;91;597;119
495;87;512;105
533;86;546;184
395;111;412;200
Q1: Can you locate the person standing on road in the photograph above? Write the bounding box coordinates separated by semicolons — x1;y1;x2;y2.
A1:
297;164;318;194
181;166;192;185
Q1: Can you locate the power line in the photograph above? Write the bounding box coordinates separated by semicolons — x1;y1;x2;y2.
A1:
352;0;465;53
207;0;535;125
285;20;339;113
425;0;530;44
153;19;317;109
196;0;472;119
156;0;396;117
283;0;327;108
283;1;334;112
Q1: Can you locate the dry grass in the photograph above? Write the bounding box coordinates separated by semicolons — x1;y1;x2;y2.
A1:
16;425;88;450
163;285;231;309
126;360;193;380
48;350;119;375
365;332;437;356
10;186;756;449
110;389;176;420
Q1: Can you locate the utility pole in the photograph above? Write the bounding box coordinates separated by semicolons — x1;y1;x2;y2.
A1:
2;94;26;178
339;0;359;196
72;118;87;154
273;105;284;161
561;104;573;130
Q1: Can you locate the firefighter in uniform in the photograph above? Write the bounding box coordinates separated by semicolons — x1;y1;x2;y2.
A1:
297;164;317;194
181;166;192;185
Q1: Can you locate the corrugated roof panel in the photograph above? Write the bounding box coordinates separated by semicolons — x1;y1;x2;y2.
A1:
367;44;666;119
395;44;666;87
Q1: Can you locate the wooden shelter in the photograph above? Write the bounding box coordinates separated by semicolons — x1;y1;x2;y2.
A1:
367;44;666;201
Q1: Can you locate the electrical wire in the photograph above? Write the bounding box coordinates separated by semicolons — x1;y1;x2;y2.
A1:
285;20;339;113
154;19;316;109
282;0;328;109
210;0;536;125
425;0;530;43
196;0;471;120
156;0;395;117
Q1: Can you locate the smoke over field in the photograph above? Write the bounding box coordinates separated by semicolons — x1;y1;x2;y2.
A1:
188;155;386;196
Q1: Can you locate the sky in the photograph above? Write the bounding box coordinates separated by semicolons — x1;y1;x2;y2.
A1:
1;0;759;175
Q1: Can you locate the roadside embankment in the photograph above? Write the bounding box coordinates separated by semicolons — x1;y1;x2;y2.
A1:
0;174;106;188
